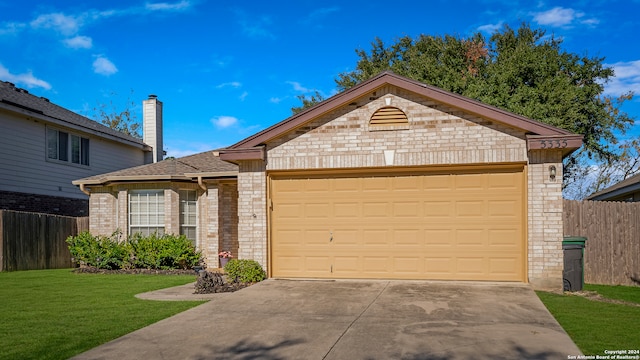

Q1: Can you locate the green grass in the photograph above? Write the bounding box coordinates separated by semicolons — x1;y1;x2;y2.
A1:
537;284;640;356
0;269;204;360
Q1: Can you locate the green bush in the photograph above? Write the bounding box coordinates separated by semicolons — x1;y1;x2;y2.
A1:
224;259;266;283
66;231;125;269
66;232;202;270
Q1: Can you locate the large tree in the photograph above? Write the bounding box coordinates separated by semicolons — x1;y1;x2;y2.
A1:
296;24;635;196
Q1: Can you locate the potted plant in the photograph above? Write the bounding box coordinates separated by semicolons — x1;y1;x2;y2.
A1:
218;250;233;268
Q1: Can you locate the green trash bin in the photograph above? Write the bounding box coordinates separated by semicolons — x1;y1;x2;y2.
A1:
562;236;587;291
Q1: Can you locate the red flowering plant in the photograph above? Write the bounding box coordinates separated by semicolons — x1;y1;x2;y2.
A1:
218;251;233;258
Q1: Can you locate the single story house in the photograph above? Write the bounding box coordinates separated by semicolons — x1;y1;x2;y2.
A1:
75;71;583;289
587;173;640;202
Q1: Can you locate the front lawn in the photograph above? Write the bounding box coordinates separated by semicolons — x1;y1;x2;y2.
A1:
0;269;204;360
537;284;640;356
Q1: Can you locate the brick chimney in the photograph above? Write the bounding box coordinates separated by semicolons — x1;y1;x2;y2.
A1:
143;94;163;163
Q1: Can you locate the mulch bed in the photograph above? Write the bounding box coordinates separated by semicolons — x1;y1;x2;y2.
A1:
73;267;252;294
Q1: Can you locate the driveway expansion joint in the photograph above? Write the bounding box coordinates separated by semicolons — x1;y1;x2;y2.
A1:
321;281;390;360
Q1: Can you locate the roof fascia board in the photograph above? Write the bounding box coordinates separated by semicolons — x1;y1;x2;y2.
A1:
526;134;584;158
219;146;266;162
228;72;575;150
73;174;191;185
384;75;573;136
184;171;238;178
589;183;640;200
0;102;149;150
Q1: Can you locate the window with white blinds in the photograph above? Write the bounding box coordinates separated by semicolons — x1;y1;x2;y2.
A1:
129;190;165;236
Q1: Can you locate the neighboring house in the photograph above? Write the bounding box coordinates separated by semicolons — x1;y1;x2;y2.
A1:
76;71;583;289
0;80;164;216
586;173;640;202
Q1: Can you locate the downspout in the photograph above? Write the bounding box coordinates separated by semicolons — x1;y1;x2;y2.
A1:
197;176;207;191
79;183;91;196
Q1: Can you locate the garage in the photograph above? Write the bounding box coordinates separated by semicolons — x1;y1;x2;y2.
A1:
219;71;583;288
270;165;526;281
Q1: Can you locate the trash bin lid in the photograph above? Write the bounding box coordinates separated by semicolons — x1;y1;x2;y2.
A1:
563;236;587;247
563;244;585;250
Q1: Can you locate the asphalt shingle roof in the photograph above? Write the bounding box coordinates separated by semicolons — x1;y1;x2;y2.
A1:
74;150;238;184
586;172;640;200
0;80;145;145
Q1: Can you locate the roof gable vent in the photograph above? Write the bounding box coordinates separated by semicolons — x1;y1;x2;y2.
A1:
370;106;408;126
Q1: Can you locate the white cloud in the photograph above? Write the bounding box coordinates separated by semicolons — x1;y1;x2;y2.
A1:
532;7;599;28
0;63;51;89
270;97;283;104
30;12;82;36
0;22;26;35
216;81;242;89
211;115;238;128
301;6;340;25
235;10;275;39
286;81;311;93
92;56;118;76
477;21;503;33
603;60;640;97
239;91;248;101
64;35;93;49
145;1;192;11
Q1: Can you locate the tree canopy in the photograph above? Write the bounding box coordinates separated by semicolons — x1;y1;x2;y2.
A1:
91;90;142;139
294;23;636;195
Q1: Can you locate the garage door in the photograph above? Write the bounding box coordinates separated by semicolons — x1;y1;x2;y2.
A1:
270;166;525;281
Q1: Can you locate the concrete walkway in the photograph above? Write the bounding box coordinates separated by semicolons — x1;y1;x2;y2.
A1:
72;280;582;359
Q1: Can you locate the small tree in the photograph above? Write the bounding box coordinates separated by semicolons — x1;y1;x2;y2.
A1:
91;90;142;139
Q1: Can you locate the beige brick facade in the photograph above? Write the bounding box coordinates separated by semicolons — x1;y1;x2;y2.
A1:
87;181;238;269
237;161;268;268
234;85;567;288
267;88;527;170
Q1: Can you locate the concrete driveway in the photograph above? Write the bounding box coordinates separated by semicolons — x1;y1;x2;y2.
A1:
72;280;581;360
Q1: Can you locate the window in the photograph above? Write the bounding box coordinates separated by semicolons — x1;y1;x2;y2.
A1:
47;127;89;165
129;190;165;236
179;190;197;246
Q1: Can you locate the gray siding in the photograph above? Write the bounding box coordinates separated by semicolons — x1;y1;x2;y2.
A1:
0;110;146;200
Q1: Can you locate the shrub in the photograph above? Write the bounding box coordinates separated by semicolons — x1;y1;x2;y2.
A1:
224;259;266;283
66;232;202;270
66;231;125;269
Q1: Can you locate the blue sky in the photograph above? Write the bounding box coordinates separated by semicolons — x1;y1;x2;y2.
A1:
1;0;639;158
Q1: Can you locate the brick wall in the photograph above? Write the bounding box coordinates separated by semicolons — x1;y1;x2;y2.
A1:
527;150;564;289
233;84;565;288
267;87;527;170
237;160;267;270
88;181;238;270
0;190;88;217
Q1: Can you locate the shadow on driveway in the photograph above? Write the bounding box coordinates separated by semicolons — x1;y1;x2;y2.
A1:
72;280;582;360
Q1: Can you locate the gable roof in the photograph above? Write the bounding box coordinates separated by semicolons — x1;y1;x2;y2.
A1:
73;150;238;186
587;173;640;201
220;71;582;162
0;81;148;149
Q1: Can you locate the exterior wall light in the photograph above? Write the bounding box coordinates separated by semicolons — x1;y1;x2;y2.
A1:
549;165;557;181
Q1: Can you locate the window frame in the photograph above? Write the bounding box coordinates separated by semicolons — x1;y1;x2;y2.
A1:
179;189;198;246
128;190;165;236
46;126;90;166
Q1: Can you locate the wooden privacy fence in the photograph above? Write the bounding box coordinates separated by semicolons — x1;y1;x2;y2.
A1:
0;210;88;271
563;200;640;286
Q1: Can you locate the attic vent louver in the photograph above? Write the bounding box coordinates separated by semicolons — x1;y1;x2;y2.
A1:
370;106;408;126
